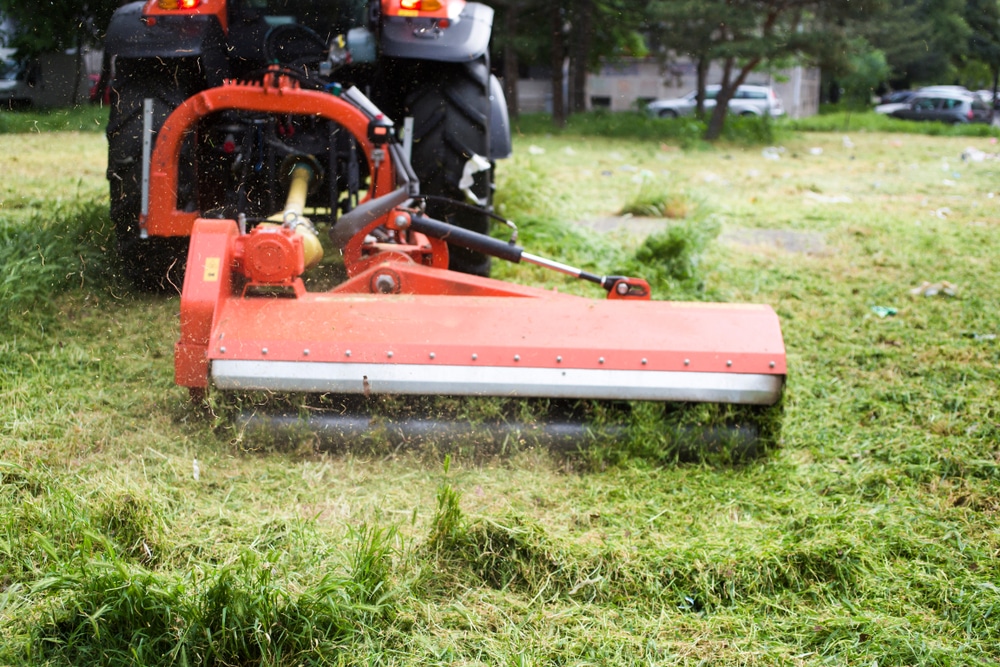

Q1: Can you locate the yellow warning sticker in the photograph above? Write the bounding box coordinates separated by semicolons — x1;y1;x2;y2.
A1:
204;257;220;282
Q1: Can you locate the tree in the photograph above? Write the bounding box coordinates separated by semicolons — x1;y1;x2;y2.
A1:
550;1;567;127
567;0;649;114
492;0;651;125
649;0;886;140
0;0;121;105
862;0;970;88
491;0;550;121
547;0;649;126
965;0;1000;101
837;40;891;107
568;0;595;115
649;1;723;119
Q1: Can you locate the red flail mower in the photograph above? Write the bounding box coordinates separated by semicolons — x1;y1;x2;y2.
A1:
147;73;786;448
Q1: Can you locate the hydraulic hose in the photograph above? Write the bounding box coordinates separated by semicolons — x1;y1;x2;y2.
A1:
408;213;523;263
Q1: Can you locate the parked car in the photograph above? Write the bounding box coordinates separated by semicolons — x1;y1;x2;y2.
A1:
889;90;993;125
874;90;916;114
919;85;973;96
0;58;33;109
647;84;785;118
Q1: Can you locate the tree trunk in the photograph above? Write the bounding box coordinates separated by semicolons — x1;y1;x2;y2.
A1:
992;65;999;126
568;0;593;114
550;3;566;128
694;55;709;118
71;33;83;107
704;57;759;141
503;4;520;120
704;57;734;141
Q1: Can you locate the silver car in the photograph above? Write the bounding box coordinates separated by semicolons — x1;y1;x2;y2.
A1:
647;84;785;119
890;91;993;125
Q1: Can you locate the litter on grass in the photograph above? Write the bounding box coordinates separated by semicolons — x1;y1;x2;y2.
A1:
804;192;853;204
961;147;1000;162
909;281;958;298
871;306;898;318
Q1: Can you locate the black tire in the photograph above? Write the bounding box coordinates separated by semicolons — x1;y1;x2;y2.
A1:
404;59;494;277
107;59;201;290
658;109;678;119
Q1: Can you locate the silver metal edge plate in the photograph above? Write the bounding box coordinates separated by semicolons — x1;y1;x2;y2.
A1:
212;360;783;405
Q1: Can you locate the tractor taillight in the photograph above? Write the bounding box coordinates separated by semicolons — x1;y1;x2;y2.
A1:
384;0;453;18
157;0;200;9
400;0;443;10
144;0;226;32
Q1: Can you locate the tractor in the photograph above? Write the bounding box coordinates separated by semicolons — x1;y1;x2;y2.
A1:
101;0;786;449
104;0;510;288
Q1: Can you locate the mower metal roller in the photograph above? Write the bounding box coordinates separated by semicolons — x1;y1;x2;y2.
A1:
153;76;784;441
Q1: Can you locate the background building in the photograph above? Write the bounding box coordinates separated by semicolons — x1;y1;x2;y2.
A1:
518;58;820;118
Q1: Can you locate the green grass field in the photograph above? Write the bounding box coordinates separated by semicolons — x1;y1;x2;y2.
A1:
2;108;1000;665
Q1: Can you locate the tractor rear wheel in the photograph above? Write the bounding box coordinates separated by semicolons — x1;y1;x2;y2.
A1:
405;59;494;277
106;59;200;290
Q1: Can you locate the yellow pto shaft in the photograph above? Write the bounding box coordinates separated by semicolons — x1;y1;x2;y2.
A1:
266;159;324;269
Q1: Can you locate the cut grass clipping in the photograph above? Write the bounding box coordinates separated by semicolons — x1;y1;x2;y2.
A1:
204;167;761;467
620;187;694;219
6;120;1000;665
216;392;781;467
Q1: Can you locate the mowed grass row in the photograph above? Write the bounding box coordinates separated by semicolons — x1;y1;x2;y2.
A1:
2;116;1000;665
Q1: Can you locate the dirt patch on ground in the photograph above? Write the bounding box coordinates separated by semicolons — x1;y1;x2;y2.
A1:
578;216;828;255
719;229;828;255
577;216;674;237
